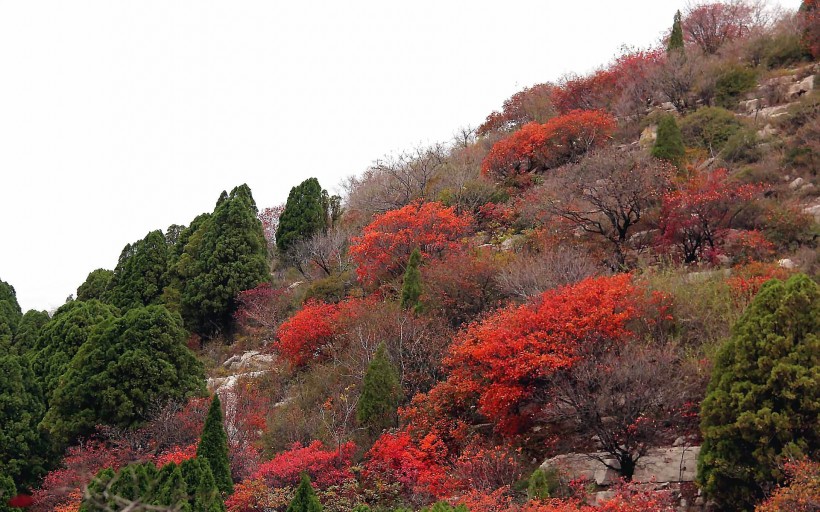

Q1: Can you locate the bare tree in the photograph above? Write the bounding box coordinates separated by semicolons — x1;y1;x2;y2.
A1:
291;226;353;279
495;247;601;301
545;148;674;268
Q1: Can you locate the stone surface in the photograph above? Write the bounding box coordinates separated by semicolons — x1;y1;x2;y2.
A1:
754;104;791;119
639;125;658;147
223;350;274;372
789;177;805;190
787;74;814;100
778;258;797;270
804;202;820;223
756;123;777;138
541;446;701;486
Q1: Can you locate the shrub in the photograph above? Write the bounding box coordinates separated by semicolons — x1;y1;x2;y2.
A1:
680;107;743;154
715;66;758;109
720;128;761;163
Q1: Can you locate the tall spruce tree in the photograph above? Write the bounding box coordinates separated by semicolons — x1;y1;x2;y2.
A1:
667;10;684;53
400;248;423;312
178;185;269;337
698;274;819;511
652;114;686;168
197;395;233;495
357;343;402;432
105;230;169;310
286;473;323;512
276;178;327;256
41;305;204;447
0;353;47;491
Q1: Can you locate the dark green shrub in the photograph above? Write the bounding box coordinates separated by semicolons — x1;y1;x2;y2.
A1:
652;114;686;167
715;66;758;109
680;107;743;154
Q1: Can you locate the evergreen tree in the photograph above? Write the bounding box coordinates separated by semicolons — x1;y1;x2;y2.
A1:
667;10;684;53
357;343;402;432
106;230;169;311
698;274;819;511
0;354;46;491
196;395;233;495
181;458;226;512
41;305;204;447
156;463;190;511
29;299;119;404
399;248;423;312
286;473;323;512
10;309;49;355
0;473;16;512
652;114;686;168
178;185;269;337
0;279;22;347
75;269;114;302
276;178;327;256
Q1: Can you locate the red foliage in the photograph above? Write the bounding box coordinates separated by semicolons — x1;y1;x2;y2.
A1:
755;459;820;512
478;83;556;135
8;494;34;508
718;229;775;265
451;443;523;491
365;430;455;503
274;298;371;368
682;2;756;54
445;274;640;436
253;440;355;490
551;49;662;116
481;111;616;186
31;440;136;512
726;261;793;303
802;0;820;58
658;169;761;263
350;201;472;286
155;442;197;467
222;381;269;480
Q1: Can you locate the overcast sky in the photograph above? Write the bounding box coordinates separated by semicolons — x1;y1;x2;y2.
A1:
0;1;801;312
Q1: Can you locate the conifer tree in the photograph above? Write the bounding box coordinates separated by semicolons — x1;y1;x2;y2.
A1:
156;463;190;511
667;10;684;53
0;279;22;348
276;178;327;256
0;354;46;491
41;305;204;447
286;473;323;512
698;274;819;511
357;343;402;432
106;230;169;311
75;269;114;303
399;248;423;312
196;395;233;495
11;309;49;355
0;473;16;512
177;184;269;337
652;114;686;168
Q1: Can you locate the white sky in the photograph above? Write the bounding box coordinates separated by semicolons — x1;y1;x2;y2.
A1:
0;1;801;313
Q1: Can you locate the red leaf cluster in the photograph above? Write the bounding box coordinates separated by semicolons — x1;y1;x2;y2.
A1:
252;440;355;490
445;274;640;436
481;111;616;186
350;201;472;286
755;459;820;512
477;83;556;135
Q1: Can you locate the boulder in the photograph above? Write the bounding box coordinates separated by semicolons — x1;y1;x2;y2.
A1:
787;74;814;100
639;125;658;147
789;177;805;190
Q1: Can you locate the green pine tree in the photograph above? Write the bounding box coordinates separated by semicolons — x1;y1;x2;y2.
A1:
286;473;323;512
651;114;686;168
698;274;819;511
41;305;204;447
0;354;47;491
105;230;169;311
357;343;402;432
156;463;191;511
400;248;423;312
667;10;684;53
276;178;328;256
11;309;49;355
0;473;16;512
176;184;270;337
197;395;233;495
0;279;22;348
76;269;114;303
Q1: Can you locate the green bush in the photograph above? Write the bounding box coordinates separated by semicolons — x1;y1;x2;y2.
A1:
680;107;744;154
715;66;758;109
652;114;686;167
720;128;761;163
527;467;560;500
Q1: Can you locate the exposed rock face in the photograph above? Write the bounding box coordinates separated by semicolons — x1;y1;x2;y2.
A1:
222;350;274;372
787;74;814;100
639;125;657;147
541;445;701;486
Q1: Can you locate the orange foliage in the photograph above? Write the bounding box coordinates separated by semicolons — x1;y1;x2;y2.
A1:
755;459;820;512
726;261;794;303
155;442;197;467
481;110;616;187
478;83;557;135
445;274;640;436
252;440;355;490
349;201;472;286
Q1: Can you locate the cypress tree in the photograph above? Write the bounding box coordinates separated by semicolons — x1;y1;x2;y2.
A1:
0;279;22;347
698;274;819;511
75;269;114;303
178;185;269;337
156;463;190;511
652;114;686;168
667;10;684;54
105;230;170;311
276;178;327;256
41;305;204;447
400;248;423;312
197;395;233;495
357;343;402;432
11;309;49;355
0;354;46;491
0;473;16;512
286;473;323;512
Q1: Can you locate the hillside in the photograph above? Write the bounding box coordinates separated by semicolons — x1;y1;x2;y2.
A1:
1;2;819;512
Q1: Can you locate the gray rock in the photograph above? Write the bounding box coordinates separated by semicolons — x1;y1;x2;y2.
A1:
639;125;658;147
778;258;797;270
756;123;777;138
787;75;814;100
789;177;805;190
755;104;791;119
804;203;820;223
